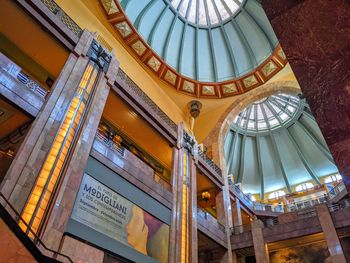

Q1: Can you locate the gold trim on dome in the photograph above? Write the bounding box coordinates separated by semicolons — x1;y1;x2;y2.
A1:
131;40;146;56
147;56;161;72
99;0;288;99
101;0;119;14
261;61;278;77
183;81;195;93
222;83;237;94
243;75;258;88
115;22;132;38
164;70;177;85
278;49;286;60
202;86;215;95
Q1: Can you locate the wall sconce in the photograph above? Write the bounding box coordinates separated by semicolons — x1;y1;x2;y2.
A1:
201;191;211;202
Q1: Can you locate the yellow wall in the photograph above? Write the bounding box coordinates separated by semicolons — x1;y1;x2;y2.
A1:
55;0;187;126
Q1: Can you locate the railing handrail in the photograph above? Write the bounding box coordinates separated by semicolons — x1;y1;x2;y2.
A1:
197;146;222;178
197;208;226;234
95;130;172;191
0;55;48;99
0;192;73;263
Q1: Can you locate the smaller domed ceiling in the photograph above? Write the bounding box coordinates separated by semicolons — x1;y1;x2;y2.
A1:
224;93;338;198
99;0;288;98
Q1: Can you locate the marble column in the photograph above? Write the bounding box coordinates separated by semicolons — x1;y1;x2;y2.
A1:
316;205;347;263
42;37;119;254
251;219;270;263
260;0;350;189
216;186;234;262
168;123;198;263
1;29;119;257
232;199;243;233
216;191;226;225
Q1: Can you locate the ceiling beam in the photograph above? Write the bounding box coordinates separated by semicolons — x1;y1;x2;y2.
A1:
284;127;321;185
237;134;247;184
295;122;335;165
149;5;169;45
162;14;178;59
227;131;239;175
229;18;257;68
256;135;265;199
134;0;158;30
270;132;292;193
242;8;275;51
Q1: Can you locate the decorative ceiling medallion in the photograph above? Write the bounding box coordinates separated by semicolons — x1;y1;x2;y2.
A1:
243;75;258;88
164;70;177;85
261;61;278;77
222;83;237;94
202;86;215;96
101;0;119;15
183;81;195;94
131;40;146;56
115;22;132;38
99;0;287;99
147;56;161;72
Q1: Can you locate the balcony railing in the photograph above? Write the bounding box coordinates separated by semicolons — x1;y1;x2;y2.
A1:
228;181;254;208
328;181;346;199
0;52;48;99
197;146;222;178
95;130;172;191
197;208;226;234
95;129;125;156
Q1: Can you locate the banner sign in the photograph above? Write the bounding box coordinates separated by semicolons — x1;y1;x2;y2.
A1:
71;173;169;262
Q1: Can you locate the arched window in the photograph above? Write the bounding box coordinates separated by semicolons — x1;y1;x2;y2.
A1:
324;174;342;184
295;182;314;192
268;190;286;199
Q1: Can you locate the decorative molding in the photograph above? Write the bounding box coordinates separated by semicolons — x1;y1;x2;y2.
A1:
99;0;288;99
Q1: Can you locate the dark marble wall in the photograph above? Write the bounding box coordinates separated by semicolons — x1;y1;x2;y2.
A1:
261;0;350;187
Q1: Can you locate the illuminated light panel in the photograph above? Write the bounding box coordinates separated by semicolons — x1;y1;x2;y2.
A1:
181;151;189;262
20;62;98;235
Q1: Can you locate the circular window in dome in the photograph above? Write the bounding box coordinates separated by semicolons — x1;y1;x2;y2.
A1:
233;93;301;132
170;0;243;26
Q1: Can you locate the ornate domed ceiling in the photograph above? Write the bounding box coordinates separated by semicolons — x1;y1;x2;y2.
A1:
224;93;338;198
99;0;288;98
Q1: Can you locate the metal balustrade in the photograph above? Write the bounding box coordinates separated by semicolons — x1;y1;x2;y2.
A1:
197;208;226;234
197;146;222;178
0;53;48;99
94;130;172;191
95;129;125;156
328;181;346;199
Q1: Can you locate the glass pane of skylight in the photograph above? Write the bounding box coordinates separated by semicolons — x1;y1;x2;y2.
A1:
213;0;230;20
172;0;181;9
187;0;197;23
198;0;207;25
207;0;219;25
232;93;301;132
171;0;241;26
179;0;191;17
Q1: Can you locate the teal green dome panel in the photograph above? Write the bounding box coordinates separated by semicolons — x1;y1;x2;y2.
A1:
224;93;339;198
117;0;279;82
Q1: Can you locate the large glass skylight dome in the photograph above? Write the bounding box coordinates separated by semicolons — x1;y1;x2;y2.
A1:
233;93;301;132
111;0;279;83
224;93;339;198
170;0;243;26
